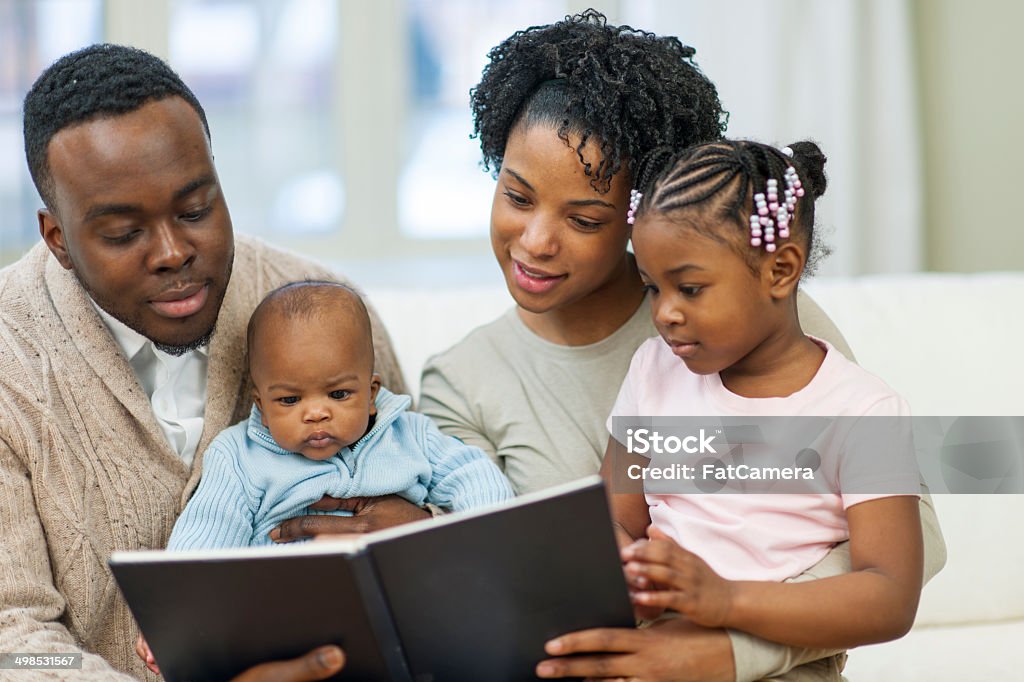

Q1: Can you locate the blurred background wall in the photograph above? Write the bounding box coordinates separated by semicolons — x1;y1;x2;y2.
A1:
2;0;1020;283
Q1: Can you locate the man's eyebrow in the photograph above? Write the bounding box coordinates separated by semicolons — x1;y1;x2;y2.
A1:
83;203;140;222
174;175;217;201
81;176;217;223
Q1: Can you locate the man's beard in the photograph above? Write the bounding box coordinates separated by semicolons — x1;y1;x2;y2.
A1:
154;325;216;356
73;270;221;357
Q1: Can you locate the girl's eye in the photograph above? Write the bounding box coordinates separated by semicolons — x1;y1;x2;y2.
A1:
503;190;530;207
329;390;351;400
641;283;659;295
679;285;703;297
278;396;299;405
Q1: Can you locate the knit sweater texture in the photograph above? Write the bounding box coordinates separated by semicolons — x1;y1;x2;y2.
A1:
0;234;405;680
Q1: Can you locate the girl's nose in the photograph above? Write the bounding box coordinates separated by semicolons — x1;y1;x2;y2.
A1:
655;299;685;327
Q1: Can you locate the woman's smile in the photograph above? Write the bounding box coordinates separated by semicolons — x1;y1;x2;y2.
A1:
512;260;567;294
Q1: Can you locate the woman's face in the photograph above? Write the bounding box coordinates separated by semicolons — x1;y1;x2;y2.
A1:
490;124;632;315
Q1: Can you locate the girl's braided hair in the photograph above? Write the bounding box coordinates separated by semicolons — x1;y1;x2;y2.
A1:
636;139;831;275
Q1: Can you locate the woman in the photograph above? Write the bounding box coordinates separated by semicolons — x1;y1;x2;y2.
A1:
419;11;943;682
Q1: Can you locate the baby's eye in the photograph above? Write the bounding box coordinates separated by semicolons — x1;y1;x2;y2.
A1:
329;390;352;400
641;283;659;295
277;396;299;405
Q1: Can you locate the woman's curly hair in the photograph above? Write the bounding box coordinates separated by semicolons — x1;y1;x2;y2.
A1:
470;9;728;193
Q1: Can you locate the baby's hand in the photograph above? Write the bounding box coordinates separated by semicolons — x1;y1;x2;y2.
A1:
622;526;735;628
135;634;160;675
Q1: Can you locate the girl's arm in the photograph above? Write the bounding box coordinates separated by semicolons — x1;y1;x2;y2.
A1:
598;435;651;549
628;495;923;649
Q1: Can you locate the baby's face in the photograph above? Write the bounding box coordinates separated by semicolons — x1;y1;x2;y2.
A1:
251;312;379;460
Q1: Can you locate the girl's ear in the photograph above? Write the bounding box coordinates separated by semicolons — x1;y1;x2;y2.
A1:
767;242;806;300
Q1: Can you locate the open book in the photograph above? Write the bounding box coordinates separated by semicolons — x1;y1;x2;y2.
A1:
109;476;633;681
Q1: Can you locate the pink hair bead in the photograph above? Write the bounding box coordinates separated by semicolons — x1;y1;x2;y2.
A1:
749;155;807;254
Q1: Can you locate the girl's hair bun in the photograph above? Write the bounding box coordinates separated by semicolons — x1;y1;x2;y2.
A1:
786;141;827;199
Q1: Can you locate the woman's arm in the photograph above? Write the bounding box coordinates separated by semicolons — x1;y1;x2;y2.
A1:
419;354;501;460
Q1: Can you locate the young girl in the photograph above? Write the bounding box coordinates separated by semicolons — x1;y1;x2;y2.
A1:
604;140;924;650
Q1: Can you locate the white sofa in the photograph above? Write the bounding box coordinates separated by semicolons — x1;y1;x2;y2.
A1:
364;272;1024;682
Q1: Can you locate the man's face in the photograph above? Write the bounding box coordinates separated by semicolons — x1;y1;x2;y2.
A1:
39;96;234;352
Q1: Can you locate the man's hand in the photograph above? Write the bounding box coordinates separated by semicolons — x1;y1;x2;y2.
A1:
623;526;735;628
269;494;431;542
535;617;735;682
137;636;344;681
230;646;345;682
135;634;159;675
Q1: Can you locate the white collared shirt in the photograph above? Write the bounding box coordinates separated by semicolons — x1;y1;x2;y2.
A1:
92;301;208;467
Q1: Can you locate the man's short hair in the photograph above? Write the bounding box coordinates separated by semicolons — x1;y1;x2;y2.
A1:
22;43;210;211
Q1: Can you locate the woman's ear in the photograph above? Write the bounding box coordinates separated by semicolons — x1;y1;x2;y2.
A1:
767;242;806;300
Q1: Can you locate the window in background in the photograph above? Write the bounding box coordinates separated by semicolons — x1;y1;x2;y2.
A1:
398;0;567;240
169;0;343;237
0;0;102;265
620;0;923;275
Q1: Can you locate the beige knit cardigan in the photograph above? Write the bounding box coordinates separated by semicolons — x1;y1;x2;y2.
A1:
0;234;405;680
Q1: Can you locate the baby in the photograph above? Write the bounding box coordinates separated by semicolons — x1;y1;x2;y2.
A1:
167;280;515;550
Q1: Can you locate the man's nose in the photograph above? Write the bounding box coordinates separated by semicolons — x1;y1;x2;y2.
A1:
147;222;196;273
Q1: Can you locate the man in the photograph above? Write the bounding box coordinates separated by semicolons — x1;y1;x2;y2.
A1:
1;44;416;680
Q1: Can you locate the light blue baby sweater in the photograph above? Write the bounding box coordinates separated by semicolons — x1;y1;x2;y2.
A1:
167;388;514;549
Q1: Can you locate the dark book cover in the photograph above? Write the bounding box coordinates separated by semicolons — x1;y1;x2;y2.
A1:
109;476;633;681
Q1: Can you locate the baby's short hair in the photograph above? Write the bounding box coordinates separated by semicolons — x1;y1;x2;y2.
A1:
246;280;374;374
